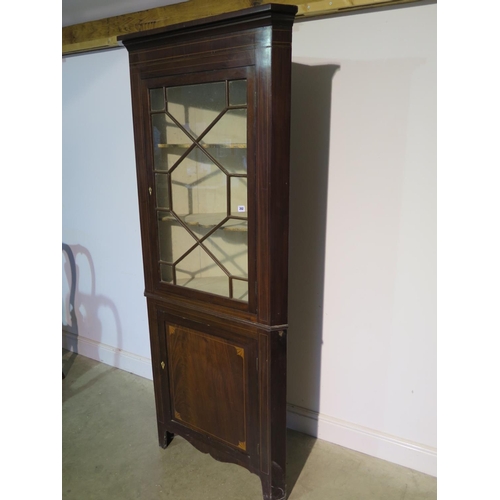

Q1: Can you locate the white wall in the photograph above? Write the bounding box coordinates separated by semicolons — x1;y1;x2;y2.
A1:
62;3;436;476
287;4;436;476
62;49;152;377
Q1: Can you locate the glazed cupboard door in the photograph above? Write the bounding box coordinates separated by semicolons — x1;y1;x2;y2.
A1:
140;70;256;312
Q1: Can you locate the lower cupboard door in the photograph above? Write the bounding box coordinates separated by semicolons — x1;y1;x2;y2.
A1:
163;320;258;457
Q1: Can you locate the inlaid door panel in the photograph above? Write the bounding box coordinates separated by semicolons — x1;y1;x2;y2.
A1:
165;322;254;452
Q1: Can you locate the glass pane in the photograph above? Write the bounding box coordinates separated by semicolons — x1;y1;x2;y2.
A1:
229;80;247;106
160;263;174;284
204;146;247;175
232;279;248;302
157;212;197;264
230;177;247;217
152;113;193;171
171;147;227;220
201;108;247;149
167;82;226;138
155;173;170;209
150;88;165;111
175;246;230;297
204;222;248;279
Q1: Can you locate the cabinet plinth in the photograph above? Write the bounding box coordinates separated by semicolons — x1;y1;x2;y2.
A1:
121;5;297;500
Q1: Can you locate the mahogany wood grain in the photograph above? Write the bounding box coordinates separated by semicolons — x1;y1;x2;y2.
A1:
168;324;247;450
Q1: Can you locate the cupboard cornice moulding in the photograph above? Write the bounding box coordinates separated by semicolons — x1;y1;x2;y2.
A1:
62;0;426;55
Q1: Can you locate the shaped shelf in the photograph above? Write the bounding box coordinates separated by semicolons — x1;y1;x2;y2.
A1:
158;143;247;149
160;213;248;232
174;276;248;301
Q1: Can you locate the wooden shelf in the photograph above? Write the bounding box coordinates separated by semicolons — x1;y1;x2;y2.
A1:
177;276;228;295
158;143;246;149
175;276;248;301
160;213;248;232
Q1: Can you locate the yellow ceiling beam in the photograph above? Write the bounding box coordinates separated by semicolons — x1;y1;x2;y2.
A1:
62;0;425;55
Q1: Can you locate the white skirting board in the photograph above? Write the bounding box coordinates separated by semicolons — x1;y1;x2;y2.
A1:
62;329;153;381
62;330;436;477
286;404;437;477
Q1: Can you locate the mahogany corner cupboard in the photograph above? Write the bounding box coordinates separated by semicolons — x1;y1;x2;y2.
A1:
120;5;297;500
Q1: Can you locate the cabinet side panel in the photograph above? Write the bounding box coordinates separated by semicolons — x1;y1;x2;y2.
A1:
255;41;272;325
269;35;293;327
254;26;293;327
259;332;270;475
129;70;156;292
269;330;287;479
147;300;164;423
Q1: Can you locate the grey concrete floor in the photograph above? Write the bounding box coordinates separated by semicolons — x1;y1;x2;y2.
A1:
62;350;436;500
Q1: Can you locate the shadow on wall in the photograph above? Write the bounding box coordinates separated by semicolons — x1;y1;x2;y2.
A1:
62;243;78;335
62;243;123;393
286;62;339;493
62;243;78;378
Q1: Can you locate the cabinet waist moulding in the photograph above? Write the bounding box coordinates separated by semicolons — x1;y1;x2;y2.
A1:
120;5;297;500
